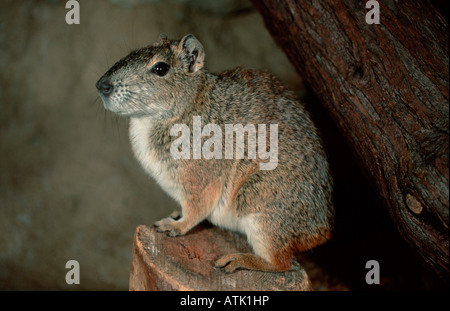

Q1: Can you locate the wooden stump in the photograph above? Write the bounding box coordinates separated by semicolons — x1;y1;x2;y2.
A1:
129;222;312;291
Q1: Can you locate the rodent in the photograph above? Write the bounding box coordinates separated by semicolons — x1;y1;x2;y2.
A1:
96;33;334;273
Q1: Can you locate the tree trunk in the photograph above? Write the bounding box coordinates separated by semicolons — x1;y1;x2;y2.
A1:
251;0;449;279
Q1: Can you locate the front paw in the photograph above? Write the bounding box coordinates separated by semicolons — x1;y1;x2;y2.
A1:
154;217;183;237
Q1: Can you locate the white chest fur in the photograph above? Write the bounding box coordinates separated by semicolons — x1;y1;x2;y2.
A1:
129;117;183;204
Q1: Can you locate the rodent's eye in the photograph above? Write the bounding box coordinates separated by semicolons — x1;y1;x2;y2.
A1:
151;62;170;77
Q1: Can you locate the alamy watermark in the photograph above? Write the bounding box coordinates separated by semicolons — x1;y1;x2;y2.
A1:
170;116;278;171
65;260;80;285
365;0;380;24
365;259;380;285
65;1;380;26
65;0;80;25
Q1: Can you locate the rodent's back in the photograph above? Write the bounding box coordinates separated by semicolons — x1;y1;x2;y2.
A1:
207;67;324;158
206;67;334;246
195;67;308;138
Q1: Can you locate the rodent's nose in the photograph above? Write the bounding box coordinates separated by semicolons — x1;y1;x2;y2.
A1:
97;79;114;97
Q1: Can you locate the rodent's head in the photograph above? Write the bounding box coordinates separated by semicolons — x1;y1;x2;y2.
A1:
96;34;205;118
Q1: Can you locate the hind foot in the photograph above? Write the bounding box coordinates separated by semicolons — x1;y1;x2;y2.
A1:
215;253;290;273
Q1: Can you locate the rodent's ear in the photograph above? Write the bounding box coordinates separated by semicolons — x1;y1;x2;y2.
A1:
177;34;205;74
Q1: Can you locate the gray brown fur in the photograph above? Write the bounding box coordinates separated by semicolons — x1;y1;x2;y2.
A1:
96;34;334;273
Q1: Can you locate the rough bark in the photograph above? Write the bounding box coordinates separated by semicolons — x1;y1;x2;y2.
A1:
129;223;312;291
251;0;449;278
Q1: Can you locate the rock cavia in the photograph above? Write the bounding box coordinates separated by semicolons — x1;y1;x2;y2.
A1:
96;34;334;273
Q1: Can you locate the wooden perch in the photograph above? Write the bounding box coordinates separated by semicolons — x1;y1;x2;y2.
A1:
129;223;312;291
251;0;449;278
